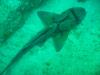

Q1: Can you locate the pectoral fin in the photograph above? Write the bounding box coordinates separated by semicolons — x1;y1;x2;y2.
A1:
52;31;69;52
38;11;59;28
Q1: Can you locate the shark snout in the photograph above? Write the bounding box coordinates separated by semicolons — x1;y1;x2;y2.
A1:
70;7;86;24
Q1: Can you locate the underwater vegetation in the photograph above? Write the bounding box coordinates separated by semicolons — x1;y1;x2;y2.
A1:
0;0;44;45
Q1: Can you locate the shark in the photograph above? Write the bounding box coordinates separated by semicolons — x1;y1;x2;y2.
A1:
0;7;86;75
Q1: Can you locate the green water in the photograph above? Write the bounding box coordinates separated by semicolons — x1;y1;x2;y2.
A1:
0;0;100;75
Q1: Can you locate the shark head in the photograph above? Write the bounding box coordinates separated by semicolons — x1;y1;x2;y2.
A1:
53;7;86;32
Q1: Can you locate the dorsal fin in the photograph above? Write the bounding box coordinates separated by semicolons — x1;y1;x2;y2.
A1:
37;11;59;28
52;31;69;52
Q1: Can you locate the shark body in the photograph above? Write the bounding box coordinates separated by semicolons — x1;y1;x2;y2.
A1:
0;7;86;75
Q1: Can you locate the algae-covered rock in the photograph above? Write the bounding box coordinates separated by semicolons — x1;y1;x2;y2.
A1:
0;0;43;45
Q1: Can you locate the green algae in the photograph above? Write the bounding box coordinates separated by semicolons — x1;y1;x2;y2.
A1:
0;0;43;45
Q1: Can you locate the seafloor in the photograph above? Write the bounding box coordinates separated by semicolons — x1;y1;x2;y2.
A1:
0;0;100;75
